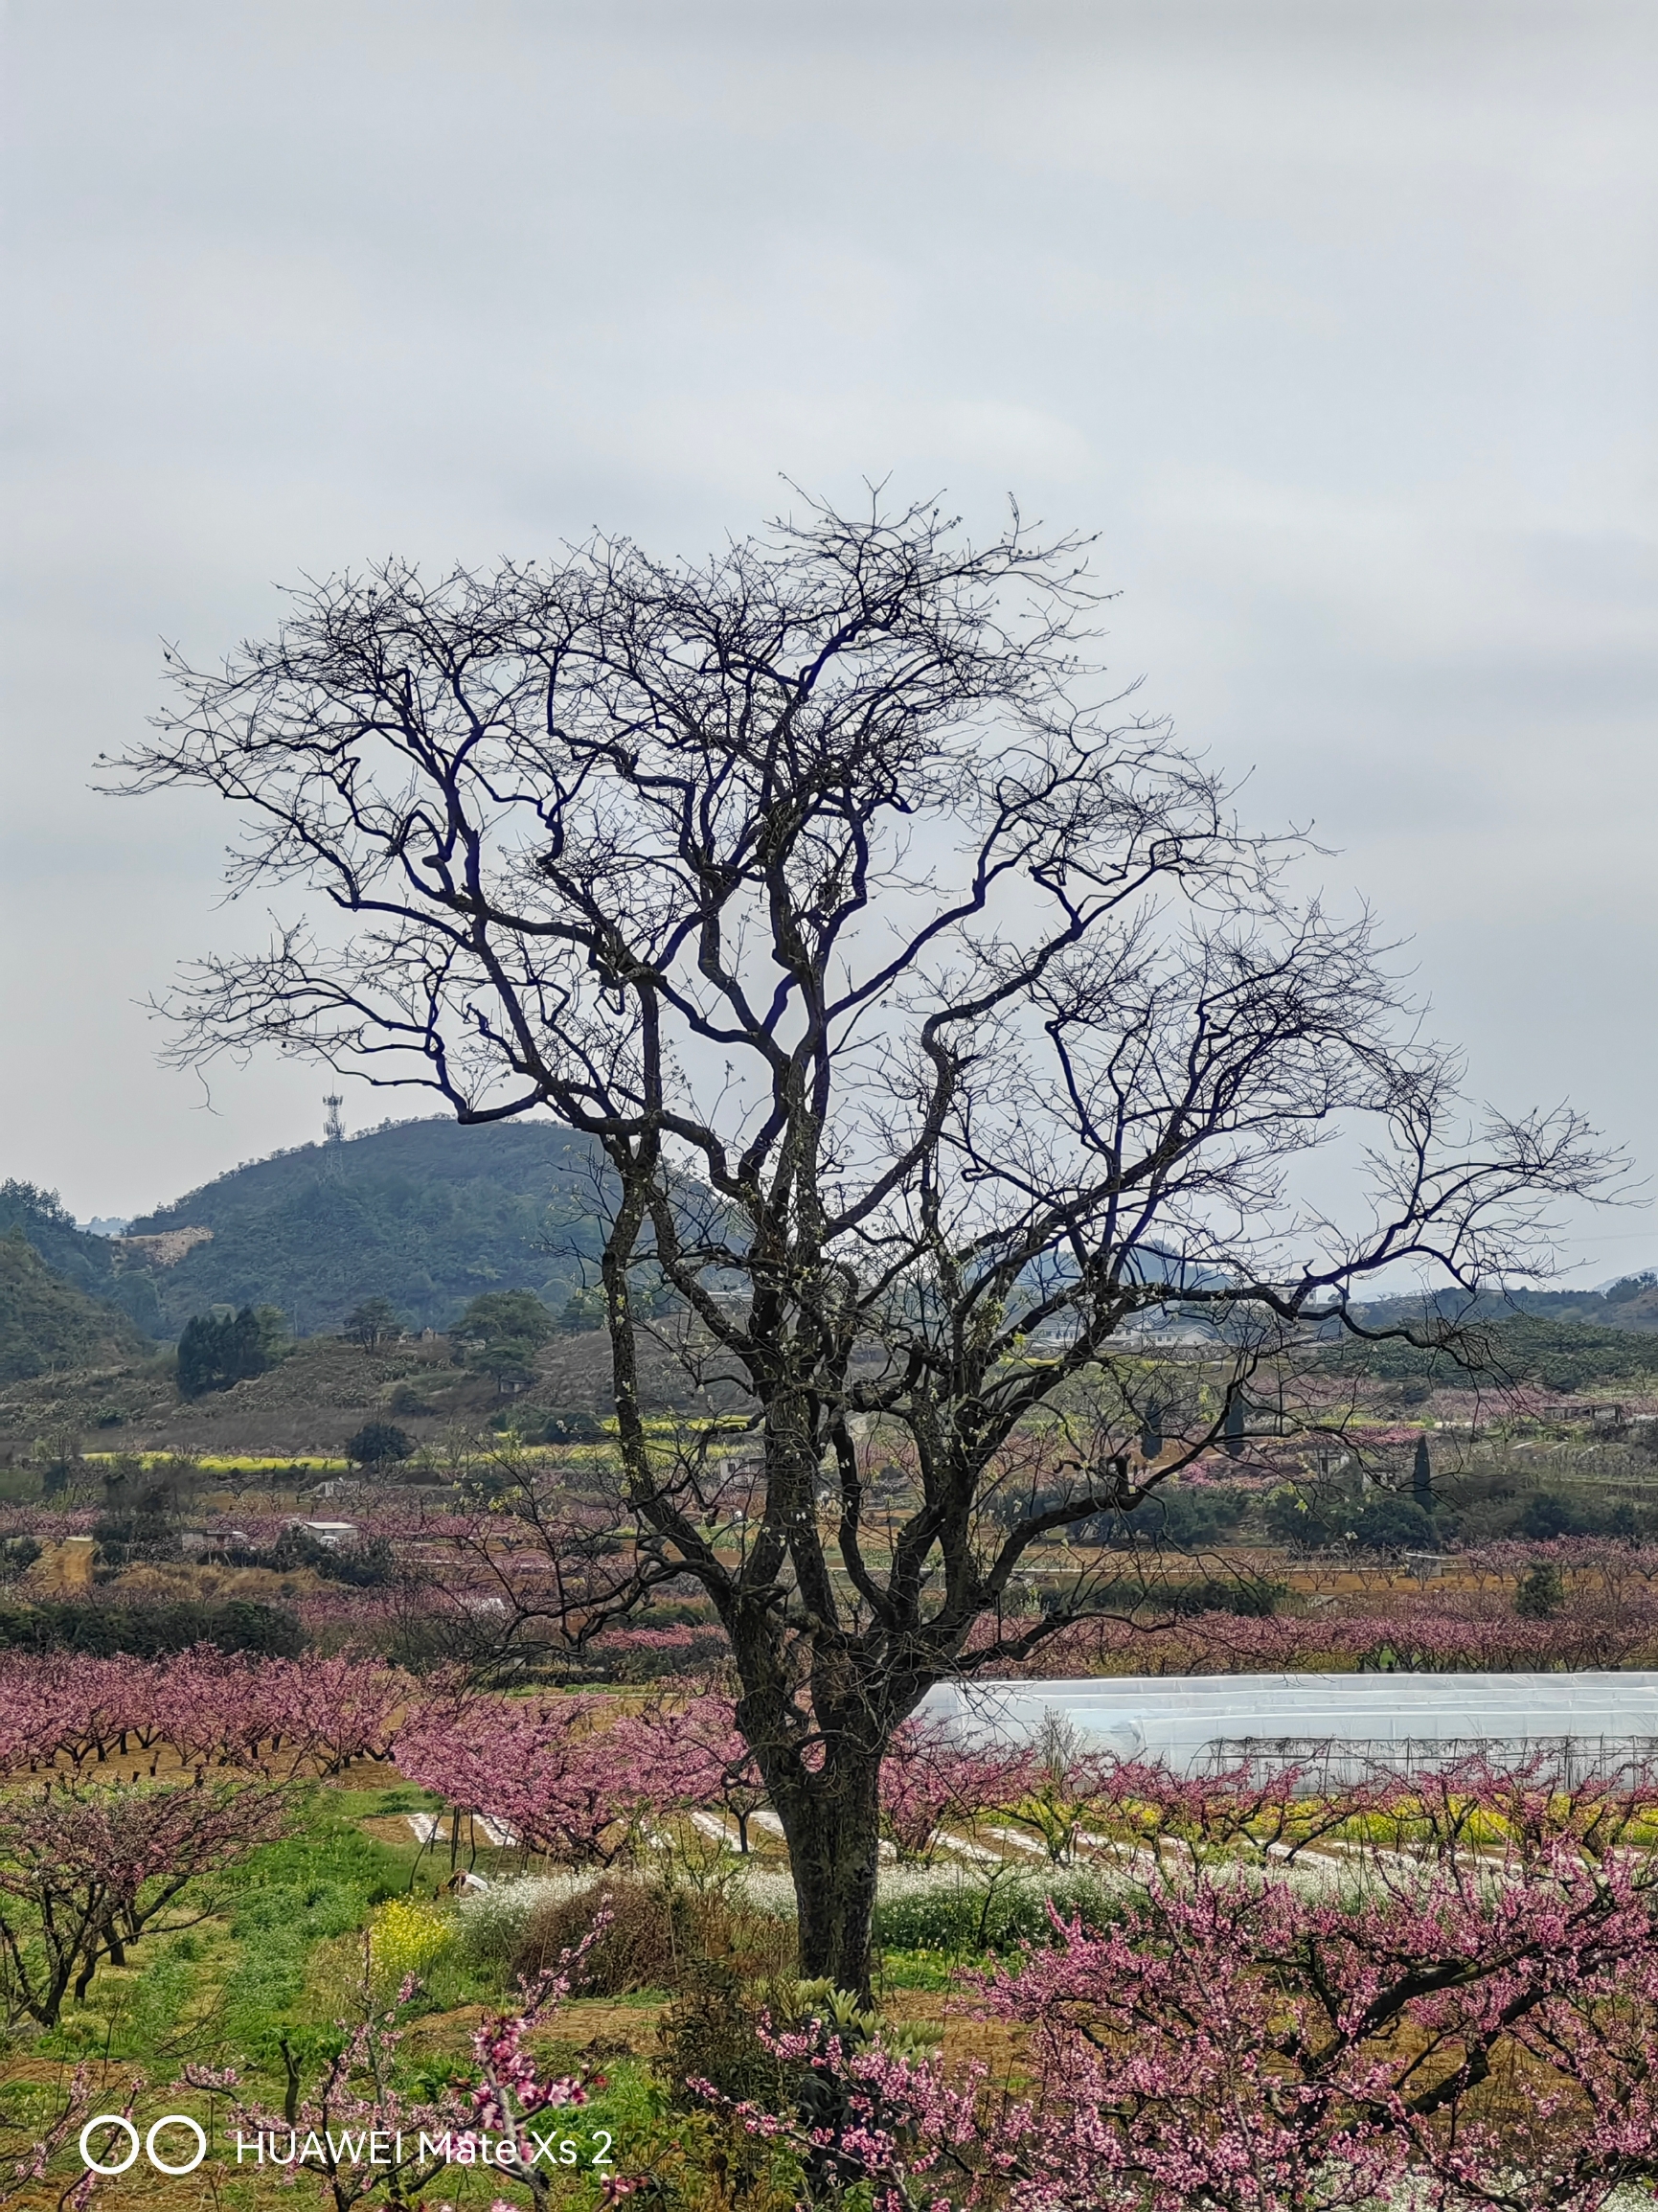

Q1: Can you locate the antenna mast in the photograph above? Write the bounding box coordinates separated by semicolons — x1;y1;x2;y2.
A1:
323;1094;345;1146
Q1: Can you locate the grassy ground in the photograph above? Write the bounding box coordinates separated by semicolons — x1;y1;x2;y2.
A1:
0;1781;649;2207
1;1775;1028;2210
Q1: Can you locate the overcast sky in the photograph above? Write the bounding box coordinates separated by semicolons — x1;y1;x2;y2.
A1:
2;0;1654;1275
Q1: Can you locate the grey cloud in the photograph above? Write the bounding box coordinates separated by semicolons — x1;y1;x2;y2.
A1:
1;0;1653;1273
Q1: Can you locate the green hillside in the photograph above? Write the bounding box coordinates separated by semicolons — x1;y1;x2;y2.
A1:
0;1229;150;1382
1329;1310;1658;1393
122;1117;607;1336
0;1180;163;1334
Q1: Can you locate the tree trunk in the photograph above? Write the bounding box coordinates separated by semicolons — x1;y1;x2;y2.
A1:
773;1753;883;2000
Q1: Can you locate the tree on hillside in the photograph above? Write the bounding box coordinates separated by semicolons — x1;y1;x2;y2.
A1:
175;1305;265;1397
343;1421;415;1471
455;1288;555;1390
455;1288;555;1346
120;494;1613;1992
556;1287;602;1331
342;1295;403;1352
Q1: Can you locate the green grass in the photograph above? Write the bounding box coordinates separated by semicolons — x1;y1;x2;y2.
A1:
2;1779;958;2205
876;1946;983;1991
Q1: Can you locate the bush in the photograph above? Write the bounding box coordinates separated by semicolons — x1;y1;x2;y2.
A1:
655;1959;796;2113
1081;1485;1252;1550
1515;1562;1566;1619
264;1524;398;1586
1350;1496;1437;1554
508;1876;796;1995
1514;1490;1644;1542
1263;1488;1340;1550
0;1534;41;1584
1164;1576;1281;1618
91;1511;181;1567
343;1421;415;1469
489;1404;606;1443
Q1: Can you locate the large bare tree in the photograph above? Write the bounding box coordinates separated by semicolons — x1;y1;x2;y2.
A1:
116;496;1608;1991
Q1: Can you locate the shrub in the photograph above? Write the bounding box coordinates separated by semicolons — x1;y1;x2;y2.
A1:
1514;1490;1644;1542
267;1524;398;1585
1164;1576;1281;1618
489;1404;606;1443
1083;1485;1253;1550
1515;1561;1566;1618
91;1511;180;1567
343;1422;415;1470
655;1958;796;2111
508;1876;796;1995
1350;1496;1437;1554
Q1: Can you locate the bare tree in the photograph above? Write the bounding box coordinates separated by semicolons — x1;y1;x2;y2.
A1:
115;494;1610;1991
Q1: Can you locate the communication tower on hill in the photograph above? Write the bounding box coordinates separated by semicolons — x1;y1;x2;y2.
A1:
323;1094;346;1146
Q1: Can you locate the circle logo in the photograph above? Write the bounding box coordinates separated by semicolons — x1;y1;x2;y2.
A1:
79;2113;208;2178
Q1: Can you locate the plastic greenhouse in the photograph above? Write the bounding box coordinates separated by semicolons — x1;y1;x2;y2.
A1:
916;1672;1658;1786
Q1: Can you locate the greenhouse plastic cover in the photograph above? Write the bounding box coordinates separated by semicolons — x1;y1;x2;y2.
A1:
915;1672;1658;1782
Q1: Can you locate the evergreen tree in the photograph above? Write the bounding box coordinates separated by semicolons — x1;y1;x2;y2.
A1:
175;1306;267;1398
1411;1434;1433;1506
1221;1396;1246;1459
228;1303;264;1381
175;1312;220;1398
1139;1399;1166;1461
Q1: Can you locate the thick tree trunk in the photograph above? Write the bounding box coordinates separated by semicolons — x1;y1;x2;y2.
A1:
773;1752;883;2000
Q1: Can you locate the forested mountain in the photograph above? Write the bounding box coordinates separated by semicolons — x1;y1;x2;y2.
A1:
9;1114;1655;1382
3;1121;606;1344
0;1230;150;1381
122;1118;607;1336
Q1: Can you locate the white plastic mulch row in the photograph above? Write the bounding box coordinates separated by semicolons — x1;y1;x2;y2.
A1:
405;1812;516;1848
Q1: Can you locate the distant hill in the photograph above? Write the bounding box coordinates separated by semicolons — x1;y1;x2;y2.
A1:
1330;1300;1658;1393
121;1117;607;1336
0;1230;151;1383
1352;1284;1658;1334
0;1181;161;1334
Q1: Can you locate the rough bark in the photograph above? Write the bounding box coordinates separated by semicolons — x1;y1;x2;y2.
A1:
768;1754;883;1998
